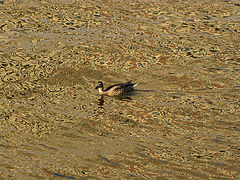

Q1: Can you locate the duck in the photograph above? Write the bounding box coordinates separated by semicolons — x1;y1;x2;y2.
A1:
95;81;137;96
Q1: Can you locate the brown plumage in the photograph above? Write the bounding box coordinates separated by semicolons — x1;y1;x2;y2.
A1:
95;81;137;96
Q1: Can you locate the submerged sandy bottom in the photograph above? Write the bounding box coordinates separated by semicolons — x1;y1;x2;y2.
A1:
0;0;239;179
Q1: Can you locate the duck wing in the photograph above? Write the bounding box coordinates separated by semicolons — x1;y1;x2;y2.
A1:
104;83;122;91
120;81;134;88
104;81;136;92
104;81;132;91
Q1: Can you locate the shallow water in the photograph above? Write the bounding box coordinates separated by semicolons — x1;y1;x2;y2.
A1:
0;0;240;179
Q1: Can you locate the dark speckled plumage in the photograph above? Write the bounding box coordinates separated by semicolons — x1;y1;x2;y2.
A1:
95;81;137;96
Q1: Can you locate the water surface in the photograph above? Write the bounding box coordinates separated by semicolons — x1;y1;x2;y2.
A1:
0;0;239;179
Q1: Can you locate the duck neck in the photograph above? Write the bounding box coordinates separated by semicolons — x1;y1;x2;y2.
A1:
98;87;104;94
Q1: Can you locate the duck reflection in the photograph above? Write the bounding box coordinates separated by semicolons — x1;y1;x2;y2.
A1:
97;95;105;106
97;94;133;106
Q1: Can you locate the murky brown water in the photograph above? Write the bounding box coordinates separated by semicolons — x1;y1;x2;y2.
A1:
1;0;240;179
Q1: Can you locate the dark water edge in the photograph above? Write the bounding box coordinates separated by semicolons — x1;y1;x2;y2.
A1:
0;0;239;179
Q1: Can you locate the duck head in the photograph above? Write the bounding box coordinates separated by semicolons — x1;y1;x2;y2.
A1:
95;81;104;93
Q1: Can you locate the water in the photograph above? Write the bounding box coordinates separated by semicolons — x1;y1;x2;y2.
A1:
0;0;239;179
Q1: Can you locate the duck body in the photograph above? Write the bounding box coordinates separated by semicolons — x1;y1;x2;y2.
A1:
95;81;137;96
